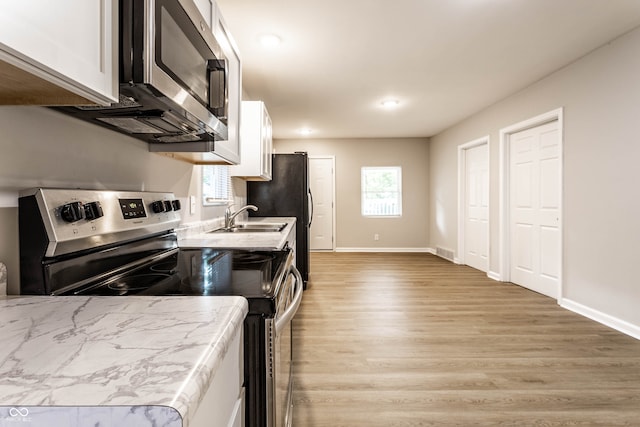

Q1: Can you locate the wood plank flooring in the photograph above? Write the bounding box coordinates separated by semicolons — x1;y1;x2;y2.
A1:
292;252;640;426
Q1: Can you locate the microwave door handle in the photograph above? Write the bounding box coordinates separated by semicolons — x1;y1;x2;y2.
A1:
275;266;304;335
207;59;227;118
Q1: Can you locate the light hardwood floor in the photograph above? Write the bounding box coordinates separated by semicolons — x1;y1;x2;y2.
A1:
292;252;640;426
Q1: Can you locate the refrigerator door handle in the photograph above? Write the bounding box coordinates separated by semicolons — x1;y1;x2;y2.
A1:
308;189;314;228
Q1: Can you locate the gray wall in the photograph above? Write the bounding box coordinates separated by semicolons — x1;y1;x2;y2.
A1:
275;137;430;250
429;26;640;331
0;106;221;294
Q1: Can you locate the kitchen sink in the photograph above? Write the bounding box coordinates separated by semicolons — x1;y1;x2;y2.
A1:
210;222;288;233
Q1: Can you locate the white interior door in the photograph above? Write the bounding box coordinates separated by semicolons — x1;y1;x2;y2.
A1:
463;142;489;271
509;120;561;298
309;157;335;250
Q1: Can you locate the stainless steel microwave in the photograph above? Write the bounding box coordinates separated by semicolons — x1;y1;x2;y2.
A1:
54;0;229;150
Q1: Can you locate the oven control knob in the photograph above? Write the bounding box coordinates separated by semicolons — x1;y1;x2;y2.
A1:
164;201;173;211
151;201;165;213
171;200;181;211
84;201;104;220
60;202;85;223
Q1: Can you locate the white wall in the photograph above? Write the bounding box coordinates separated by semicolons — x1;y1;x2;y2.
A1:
429;27;640;333
275;137;430;250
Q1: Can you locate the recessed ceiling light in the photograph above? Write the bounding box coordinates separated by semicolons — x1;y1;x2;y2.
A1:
298;128;313;136
381;99;400;109
259;34;282;48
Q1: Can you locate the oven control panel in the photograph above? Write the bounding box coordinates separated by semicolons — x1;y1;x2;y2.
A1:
19;188;182;257
59;201;105;223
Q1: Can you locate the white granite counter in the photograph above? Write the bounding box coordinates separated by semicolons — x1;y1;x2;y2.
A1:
0;296;248;427
178;217;296;250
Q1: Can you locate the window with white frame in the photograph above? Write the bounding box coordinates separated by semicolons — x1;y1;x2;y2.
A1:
361;166;402;217
202;165;232;205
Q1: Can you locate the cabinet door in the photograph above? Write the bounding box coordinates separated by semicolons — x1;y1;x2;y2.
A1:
194;0;216;31
260;106;273;179
0;0;117;105
212;6;241;164
230;101;273;179
189;330;244;427
226;391;245;427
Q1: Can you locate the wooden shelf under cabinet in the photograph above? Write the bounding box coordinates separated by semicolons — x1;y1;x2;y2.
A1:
0;61;94;105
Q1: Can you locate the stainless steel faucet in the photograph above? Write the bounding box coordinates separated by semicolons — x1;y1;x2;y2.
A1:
224;204;258;228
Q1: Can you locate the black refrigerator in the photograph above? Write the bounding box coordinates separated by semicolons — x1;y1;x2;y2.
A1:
247;152;311;287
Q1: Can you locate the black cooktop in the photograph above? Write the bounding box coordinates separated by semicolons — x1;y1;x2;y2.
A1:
69;248;290;315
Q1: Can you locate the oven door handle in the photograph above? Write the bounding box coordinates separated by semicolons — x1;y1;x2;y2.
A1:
275;265;304;335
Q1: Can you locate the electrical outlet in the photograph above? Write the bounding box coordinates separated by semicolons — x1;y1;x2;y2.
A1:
374;233;379;241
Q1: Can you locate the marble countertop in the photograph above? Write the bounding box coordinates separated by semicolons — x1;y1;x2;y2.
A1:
0;295;248;426
178;217;296;250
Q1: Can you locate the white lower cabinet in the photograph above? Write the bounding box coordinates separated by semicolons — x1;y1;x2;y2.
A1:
226;391;245;427
286;221;297;268
0;0;118;105
190;329;244;427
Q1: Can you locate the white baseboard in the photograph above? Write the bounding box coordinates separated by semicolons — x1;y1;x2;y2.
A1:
487;271;501;281
334;247;432;253
560;298;640;340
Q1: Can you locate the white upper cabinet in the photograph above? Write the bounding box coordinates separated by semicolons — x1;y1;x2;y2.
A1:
192;0;214;28
211;2;241;165
0;1;118;105
231;101;273;180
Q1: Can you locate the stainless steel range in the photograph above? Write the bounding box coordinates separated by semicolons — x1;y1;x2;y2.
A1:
18;188;303;427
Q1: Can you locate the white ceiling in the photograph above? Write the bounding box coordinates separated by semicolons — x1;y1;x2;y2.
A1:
215;0;640;140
